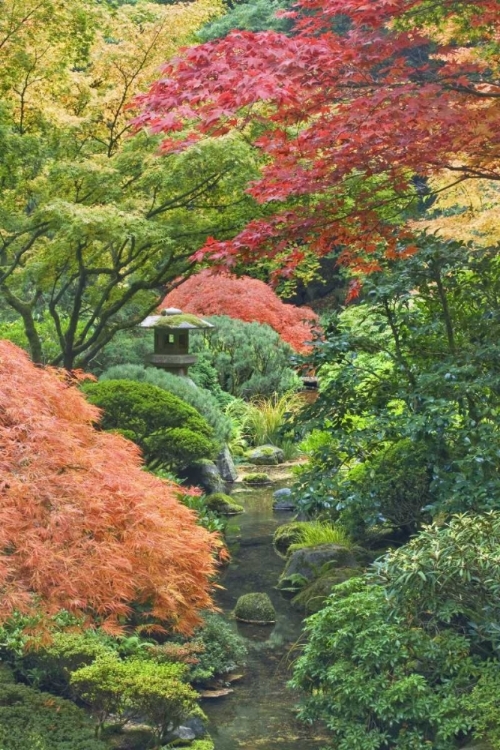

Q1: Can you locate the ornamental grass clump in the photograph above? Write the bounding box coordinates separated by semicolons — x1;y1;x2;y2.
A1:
288;521;353;553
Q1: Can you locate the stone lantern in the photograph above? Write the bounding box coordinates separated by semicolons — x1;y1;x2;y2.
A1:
140;307;214;377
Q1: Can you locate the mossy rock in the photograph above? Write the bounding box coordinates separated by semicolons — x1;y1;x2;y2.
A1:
246;445;285;465
242;472;271;485
291;567;362;613
234;593;276;624
205;493;244;515
278;544;358;590
273;522;305;556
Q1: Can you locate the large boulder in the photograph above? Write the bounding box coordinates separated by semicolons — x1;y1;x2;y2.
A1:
246;445;285;465
186;460;225;494
234;593;276;624
278;544;358;589
217;445;238;483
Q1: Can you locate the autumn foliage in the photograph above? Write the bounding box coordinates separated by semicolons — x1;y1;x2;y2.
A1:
162;270;318;352
0;341;216;634
134;0;500;274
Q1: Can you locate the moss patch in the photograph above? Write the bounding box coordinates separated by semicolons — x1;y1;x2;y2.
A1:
291;567;362;613
234;593;276;624
156;313;211;328
242;472;271;485
205;493;244;515
273;522;305;556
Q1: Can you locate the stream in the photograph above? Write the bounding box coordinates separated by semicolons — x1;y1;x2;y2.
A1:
202;482;327;750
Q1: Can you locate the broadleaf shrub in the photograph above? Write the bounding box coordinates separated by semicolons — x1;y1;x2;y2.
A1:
291;578;475;750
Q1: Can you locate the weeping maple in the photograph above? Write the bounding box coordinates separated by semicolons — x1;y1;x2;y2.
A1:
133;0;500;274
0;341;217;635
162;270;317;352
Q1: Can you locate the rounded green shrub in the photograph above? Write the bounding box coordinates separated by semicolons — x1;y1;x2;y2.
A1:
234;593;276;624
205;493;244;515
82;379;217;471
101;364;233;444
190;316;299;399
0;681;107;750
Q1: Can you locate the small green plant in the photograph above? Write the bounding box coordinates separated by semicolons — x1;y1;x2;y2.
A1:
288;521;353;553
226;391;303;449
242;472;271;484
188;613;247;683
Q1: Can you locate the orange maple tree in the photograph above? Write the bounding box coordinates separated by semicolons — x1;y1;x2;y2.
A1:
163;270;318;352
0;340;217;635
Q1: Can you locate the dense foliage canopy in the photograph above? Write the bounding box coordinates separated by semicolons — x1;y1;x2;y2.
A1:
163;270;318;352
0;0;259;369
135;0;500;276
0;341;216;634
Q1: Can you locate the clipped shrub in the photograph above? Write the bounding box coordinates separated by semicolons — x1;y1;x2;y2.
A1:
83;379;217;470
242;472;271;485
0;681;107;750
205;493;244;515
234;593;276;624
71;655;200;744
101;364;233;444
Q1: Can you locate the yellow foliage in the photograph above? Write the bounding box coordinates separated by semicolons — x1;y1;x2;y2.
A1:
0;0;223;149
414;178;500;246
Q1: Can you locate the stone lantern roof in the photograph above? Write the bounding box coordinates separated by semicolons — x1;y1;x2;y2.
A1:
140;307;214;330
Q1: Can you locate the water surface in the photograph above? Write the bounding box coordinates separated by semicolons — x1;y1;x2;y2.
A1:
203;484;327;750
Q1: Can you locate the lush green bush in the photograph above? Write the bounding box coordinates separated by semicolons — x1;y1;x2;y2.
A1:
87;328;152;375
71;654;200;745
291;577;475;750
9;630;112;694
374;512;500;650
188;613;247;684
0;680;108;750
190;316;299;399
100;364;233;444
291;240;500;526
197;0;293;41
83;380;217;470
338;440;432;538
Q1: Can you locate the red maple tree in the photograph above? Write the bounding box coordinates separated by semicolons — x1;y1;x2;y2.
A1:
133;0;499;274
0;341;216;635
162;270;318;352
